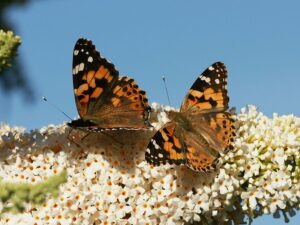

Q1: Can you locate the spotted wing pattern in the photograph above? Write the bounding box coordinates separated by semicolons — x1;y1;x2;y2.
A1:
72;38;118;118
69;38;151;131
145;122;186;166
145;62;235;172
180;62;228;113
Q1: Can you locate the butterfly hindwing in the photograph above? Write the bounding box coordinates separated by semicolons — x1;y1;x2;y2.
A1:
183;129;219;172
86;76;151;129
182;112;235;171
181;62;229;113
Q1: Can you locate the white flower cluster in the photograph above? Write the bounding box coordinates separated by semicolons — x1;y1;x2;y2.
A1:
0;104;299;225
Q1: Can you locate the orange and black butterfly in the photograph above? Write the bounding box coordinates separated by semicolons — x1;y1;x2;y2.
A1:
67;38;151;132
145;62;235;172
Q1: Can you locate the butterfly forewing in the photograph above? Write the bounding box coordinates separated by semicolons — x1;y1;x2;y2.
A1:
72;38;119;118
180;62;229;113
145;122;186;166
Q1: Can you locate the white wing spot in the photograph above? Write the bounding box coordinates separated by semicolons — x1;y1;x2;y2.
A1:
78;63;85;71
86;51;89;55
146;148;150;153
205;77;211;83
74;50;79;56
88;56;93;63
208;66;214;71
152;139;160;149
75;65;79;74
215;79;220;84
81;49;84;52
158;153;163;158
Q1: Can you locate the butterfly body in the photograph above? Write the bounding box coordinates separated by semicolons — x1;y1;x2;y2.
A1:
146;62;235;172
67;118;112;132
168;111;192;131
67;118;96;129
69;38;151;132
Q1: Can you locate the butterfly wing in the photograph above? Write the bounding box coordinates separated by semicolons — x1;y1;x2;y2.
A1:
181;62;235;171
72;38;118;118
193;112;235;152
180;62;229;114
145;122;186;166
182;128;220;172
72;38;151;129
146;62;235;171
181;112;235;172
145;119;223;172
87;76;151;129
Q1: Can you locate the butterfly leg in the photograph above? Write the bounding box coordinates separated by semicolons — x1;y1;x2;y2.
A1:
65;128;89;160
66;128;81;148
81;132;91;141
100;131;124;146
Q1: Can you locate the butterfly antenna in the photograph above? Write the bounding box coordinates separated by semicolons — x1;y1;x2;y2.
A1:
42;97;73;120
162;76;171;106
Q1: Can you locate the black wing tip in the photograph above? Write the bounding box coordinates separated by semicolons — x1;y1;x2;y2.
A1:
74;37;93;49
207;61;227;71
211;61;225;67
73;37;119;76
76;37;91;44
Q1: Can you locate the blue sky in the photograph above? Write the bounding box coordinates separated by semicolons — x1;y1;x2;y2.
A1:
1;0;300;223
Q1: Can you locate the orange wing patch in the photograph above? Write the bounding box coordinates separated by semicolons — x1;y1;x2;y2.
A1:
111;77;150;112
212;112;235;152
186;145;217;172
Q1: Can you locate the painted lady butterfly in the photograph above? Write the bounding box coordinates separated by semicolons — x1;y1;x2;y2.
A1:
67;38;151;132
145;62;235;172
